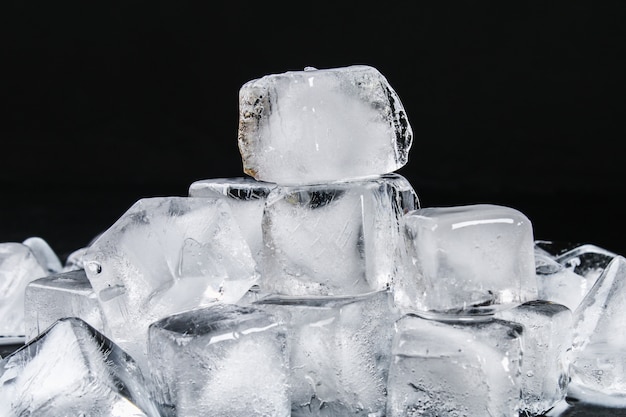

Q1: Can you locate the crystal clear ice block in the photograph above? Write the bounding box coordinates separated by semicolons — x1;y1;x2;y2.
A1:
148;304;289;417
0;317;161;417
386;315;523;417
24;269;106;341
238;65;413;185
497;300;573;415
569;255;626;406
261;174;418;296
0;242;48;337
556;243;617;284
188;177;276;261
82;197;258;365
257;290;396;417
396;204;537;316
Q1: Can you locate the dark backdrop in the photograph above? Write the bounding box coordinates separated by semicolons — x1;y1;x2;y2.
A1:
2;2;626;261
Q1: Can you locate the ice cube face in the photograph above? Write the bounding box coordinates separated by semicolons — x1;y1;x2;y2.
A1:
0;242;47;337
0;317;161;417
261;174;419;296
238;65;413;185
496;300;573;415
396;204;537;316
258;290;396;417
188;177;276;261
24;269;106;341
386;315;523;417
148;304;290;417
82;197;258;363
569;256;626;406
22;236;63;275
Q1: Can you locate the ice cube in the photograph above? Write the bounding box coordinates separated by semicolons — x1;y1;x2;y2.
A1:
535;249;593;311
148;304;289;417
62;247;88;272
569;255;626;406
188;177;276;261
82;197;258;365
0;243;48;337
24;269;106;341
238;65;413;185
0;317;161;417
496;300;573;415
386;314;523;417
22;236;62;274
261;174;418;296
257;290;396;416
396;204;537;317
556;243;617;284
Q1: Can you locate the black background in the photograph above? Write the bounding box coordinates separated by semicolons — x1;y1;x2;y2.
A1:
2;1;626;261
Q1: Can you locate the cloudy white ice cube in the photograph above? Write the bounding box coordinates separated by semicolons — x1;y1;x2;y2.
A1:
82;197;258;365
148;304;289;417
396;204;537;316
261;174;418;296
238;65;412;185
0;317;160;417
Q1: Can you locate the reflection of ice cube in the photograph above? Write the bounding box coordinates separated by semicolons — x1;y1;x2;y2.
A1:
258;290;396;416
238;65;412;185
148;304;289;417
396;204;537;316
188;177;275;261
0;317;160;417
262;174;418;296
24;269;106;341
569;256;626;406
82;197;258;366
497;300;572;415
386;315;523;417
0;243;47;337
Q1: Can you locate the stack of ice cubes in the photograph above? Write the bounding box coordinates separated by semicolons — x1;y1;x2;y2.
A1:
1;65;625;416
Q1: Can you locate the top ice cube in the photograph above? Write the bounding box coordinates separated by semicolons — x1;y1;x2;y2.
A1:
238;65;413;185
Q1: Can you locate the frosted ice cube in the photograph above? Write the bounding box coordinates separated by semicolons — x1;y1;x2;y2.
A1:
497;300;573;415
386;315;523;417
22;237;62;274
148;304;289;417
396;204;537;316
0;317;160;417
569;256;626;406
238;65;413;185
24;269;106;341
0;243;47;337
261;174;418;296
188;177;276;261
258;290;396;416
535;250;593;311
82;197;258;365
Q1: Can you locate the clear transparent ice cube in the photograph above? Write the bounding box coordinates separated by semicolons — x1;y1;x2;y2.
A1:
396;204;537;316
386;315;523;417
261;174;418;296
148;304;290;417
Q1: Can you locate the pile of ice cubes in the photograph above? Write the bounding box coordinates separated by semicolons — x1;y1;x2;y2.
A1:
1;65;624;416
